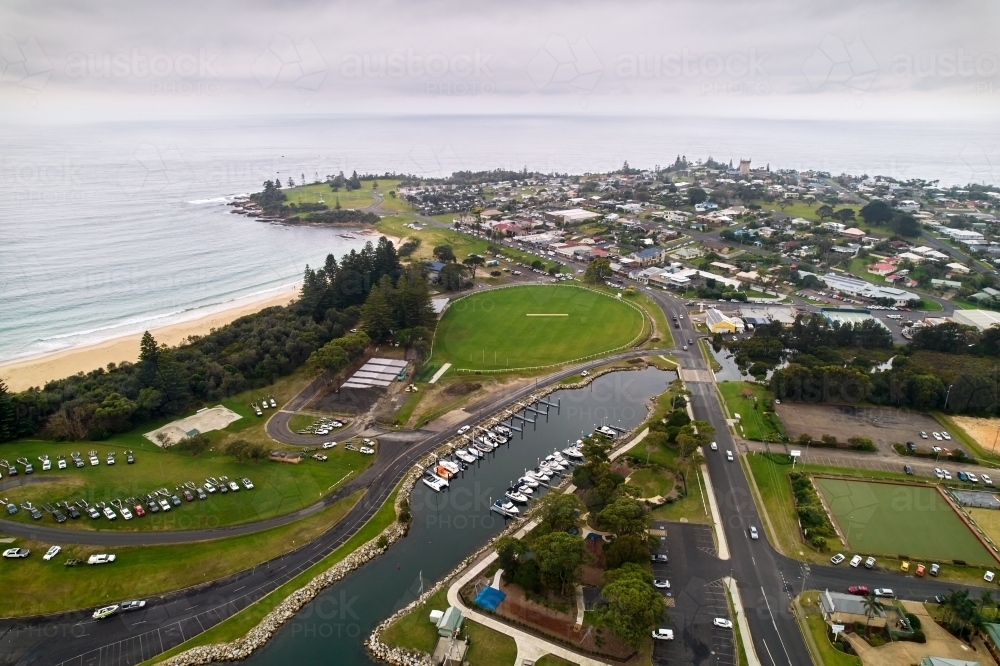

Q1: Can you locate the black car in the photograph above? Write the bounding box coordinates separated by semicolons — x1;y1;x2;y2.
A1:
170;495;181;506
66;506;81;519
651;553;668;563
673;322;679;329
28;507;42;520
73;458;85;468
904;464;914;475
53;510;67;523
146;499;160;513
906;441;916;451
196;488;207;500
6;503;17;515
125;451;135;464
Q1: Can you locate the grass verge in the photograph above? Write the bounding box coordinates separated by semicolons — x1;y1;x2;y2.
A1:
3;491;363;618
725;584;749;666
143;481;402;664
716;381;785;442
380;587;449;652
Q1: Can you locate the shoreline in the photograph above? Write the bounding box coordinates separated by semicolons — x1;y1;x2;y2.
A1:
0;286;300;392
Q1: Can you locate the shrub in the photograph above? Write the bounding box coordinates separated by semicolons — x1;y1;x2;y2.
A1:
912;629;926;643
174;433;210;456
906;612;921;630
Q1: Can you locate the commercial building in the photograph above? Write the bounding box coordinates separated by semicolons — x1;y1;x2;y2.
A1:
820;273;919;306
952;309;1000;331
821;308;888;330
739;304;797;325
706;308;745;334
542;208;600;225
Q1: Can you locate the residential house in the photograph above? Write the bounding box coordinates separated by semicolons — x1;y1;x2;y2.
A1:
840;227;867;241
868;262;897;276
631;247;667;266
710;261;739;273
701;240;731;255
946;262;971;274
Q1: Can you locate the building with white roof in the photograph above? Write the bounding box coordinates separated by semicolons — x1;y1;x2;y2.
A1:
820;273;919;306
953;309;1000;331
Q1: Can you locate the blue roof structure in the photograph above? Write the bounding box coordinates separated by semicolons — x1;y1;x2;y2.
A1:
473;586;506;612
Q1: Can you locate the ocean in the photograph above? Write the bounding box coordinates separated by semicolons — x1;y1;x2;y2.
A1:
1;114;996;363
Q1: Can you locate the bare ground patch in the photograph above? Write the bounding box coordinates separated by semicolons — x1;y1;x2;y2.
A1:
774;403;941;450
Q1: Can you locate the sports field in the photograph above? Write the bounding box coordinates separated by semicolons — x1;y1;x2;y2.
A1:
815;478;994;565
433;285;646;370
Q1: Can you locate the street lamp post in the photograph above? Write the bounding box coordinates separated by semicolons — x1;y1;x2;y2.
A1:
944;384;954;411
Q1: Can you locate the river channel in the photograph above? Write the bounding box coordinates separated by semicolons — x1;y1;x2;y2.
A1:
243;366;674;665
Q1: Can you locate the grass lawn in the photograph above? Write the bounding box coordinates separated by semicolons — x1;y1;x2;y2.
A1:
393;390;425;427
534;656;579;666
744;453;1000;580
465;619;518;666
381;587;450;653
626;468;675;498
0;437;369;532
797;592;861;666
762;201;861;221
432;286;645;371
716;381;785;442
2;490;362;618
376;216;542;268
815;477;993;564
287;413;318;432
145;481;403;664
282;179;401;210
626;435;680;469
650;485;712;525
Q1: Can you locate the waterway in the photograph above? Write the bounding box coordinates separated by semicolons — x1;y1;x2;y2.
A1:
243;366;673;665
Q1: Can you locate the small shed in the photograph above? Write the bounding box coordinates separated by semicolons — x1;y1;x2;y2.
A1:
436;606;463;638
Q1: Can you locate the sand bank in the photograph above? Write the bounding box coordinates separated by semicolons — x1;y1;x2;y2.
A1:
0;287;299;392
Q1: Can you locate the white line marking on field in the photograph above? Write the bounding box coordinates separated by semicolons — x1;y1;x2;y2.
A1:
429;363;451;384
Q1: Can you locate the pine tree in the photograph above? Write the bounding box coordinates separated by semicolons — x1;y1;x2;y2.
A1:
0;379;16;443
360;286;394;341
139;331;159;365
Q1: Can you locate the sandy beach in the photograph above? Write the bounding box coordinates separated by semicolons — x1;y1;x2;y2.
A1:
0;287;300;392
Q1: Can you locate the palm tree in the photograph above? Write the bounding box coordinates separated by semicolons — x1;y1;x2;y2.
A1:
862;593;885;636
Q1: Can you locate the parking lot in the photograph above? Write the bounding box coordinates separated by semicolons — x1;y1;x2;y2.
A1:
650;522;736;666
775;403;944;451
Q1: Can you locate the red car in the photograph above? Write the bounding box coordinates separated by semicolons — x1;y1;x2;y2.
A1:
133;504;146;517
182;490;195;502
848;585;870;596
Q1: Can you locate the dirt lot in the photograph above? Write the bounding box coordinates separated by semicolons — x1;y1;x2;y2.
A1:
951;415;1000;453
774;403;941;450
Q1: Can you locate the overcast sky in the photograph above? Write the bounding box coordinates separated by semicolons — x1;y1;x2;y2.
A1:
2;0;998;123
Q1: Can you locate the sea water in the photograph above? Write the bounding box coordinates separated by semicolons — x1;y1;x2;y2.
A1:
2;114;996;362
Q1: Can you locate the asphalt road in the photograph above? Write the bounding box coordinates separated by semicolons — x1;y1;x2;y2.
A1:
1;285;990;666
0;347;665;666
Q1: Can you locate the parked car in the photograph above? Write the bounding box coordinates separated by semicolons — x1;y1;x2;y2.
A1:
830;553;846;565
864;556;876;569
133;504;146;517
874;588;895;598
120;600;146;611
900;561;910;572
968;472;980;483
904;464;914;475
651;628;675;641
651;554;668;563
120;507;133;520
941;431;952;441
158;498;171;512
102;507;117;520
713;618;733;629
958;471;969;482
653;579;671;589
848;585;870;596
182;490;194;502
196;488;208;500
322;441;337;449
930;563;940;576
3;548;30;558
983;474;994;486
934;468;944;479
457;426;470;434
986;571;996;583
920;431;928;439
915;564;926;577
850;555;862;568
242;478;254;490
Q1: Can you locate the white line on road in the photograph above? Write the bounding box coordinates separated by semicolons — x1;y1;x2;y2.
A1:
761;586;794;665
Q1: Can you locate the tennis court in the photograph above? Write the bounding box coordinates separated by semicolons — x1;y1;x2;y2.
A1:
815;478;995;565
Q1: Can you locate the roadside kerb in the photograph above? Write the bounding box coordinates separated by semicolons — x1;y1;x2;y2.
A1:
702;463;729;560
725;576;762;666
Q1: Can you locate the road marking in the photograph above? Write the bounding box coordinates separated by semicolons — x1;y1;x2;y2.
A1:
761;586;793;665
